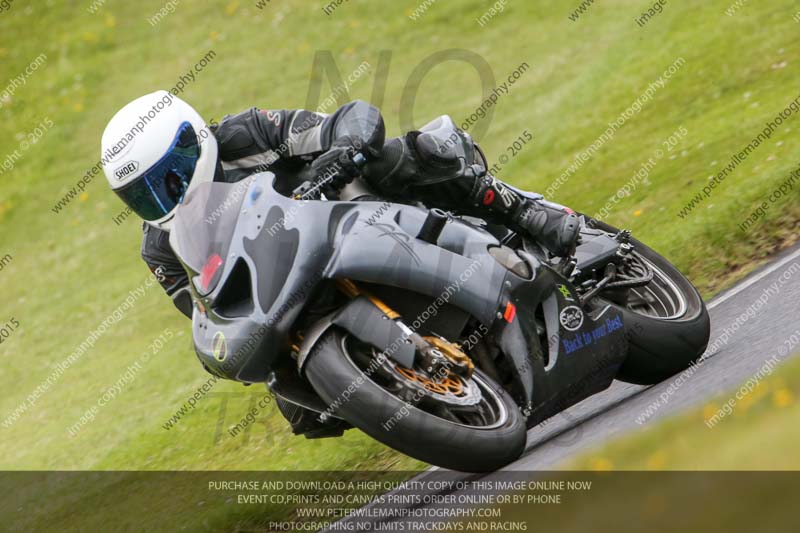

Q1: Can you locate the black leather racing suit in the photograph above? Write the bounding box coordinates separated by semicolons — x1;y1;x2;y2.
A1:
142;100;576;316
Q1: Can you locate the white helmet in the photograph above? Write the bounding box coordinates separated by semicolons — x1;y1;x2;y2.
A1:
101;90;218;231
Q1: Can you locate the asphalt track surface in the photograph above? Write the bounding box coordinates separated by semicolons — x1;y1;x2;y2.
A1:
324;243;800;531
508;242;800;470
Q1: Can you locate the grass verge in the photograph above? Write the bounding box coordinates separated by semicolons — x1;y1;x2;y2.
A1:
567;353;800;471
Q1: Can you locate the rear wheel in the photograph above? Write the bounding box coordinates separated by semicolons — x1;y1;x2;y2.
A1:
304;328;526;472
587;218;711;385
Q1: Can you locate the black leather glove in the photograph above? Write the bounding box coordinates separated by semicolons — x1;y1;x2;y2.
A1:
309;139;366;197
332;135;368;155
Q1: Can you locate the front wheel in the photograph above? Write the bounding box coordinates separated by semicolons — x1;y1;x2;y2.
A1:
304;328;526;472
587;218;711;385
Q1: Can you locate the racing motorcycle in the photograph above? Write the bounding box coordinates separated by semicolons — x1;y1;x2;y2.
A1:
169;116;710;472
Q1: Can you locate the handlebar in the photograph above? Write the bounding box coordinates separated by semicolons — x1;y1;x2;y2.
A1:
292;147;367;201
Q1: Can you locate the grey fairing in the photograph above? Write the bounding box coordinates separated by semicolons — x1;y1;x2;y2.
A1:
498;268;629;424
325;207;509;326
174;172;628;417
174;172;512;383
295;296;417;371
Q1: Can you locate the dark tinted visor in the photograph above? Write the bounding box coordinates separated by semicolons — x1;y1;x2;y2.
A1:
114;122;200;221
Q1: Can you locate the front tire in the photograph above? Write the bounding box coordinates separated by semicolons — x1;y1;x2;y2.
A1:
587;218;711;385
304;328;526;472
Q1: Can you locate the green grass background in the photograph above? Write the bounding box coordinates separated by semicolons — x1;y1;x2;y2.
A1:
0;0;799;476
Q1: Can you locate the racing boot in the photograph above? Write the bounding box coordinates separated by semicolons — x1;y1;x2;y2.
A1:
469;174;581;257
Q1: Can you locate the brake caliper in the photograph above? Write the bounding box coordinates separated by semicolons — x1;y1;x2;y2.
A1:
422;336;474;379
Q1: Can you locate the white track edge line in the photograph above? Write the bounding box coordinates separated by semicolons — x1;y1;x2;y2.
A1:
708;246;800;310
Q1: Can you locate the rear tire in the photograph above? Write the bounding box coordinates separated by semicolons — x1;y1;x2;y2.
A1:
587;218;711;385
304;328;526;472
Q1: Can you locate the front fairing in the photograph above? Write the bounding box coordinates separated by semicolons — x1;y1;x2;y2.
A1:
170;173;346;381
170;172;499;383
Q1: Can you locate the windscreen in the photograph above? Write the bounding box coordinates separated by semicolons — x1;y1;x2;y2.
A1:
170;180;250;294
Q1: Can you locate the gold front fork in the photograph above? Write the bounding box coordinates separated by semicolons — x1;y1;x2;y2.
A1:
335;278;400;319
334;279;474;375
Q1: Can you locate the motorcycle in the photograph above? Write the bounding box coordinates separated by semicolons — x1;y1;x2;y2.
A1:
169;116;710;472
